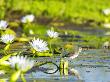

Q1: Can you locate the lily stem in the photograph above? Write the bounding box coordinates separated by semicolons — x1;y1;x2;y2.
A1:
21;73;26;82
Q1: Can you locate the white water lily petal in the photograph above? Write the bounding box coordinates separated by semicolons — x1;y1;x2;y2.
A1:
0;70;5;75
0;20;8;30
21;14;35;23
47;30;59;38
30;38;49;52
103;8;110;15
1;34;15;44
8;56;35;72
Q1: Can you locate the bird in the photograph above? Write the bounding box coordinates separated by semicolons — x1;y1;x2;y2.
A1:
69;47;82;59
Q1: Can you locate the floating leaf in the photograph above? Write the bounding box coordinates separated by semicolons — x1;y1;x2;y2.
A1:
9;22;19;27
16;37;29;42
0;52;18;64
1;28;16;36
36;52;53;57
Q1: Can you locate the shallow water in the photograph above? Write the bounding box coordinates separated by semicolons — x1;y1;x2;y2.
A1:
21;49;110;82
0;48;110;82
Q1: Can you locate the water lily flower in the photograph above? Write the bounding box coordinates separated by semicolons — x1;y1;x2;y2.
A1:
105;32;110;35
0;70;5;75
8;56;35;72
1;34;15;44
0;20;8;30
47;30;59;38
102;8;110;15
21;14;35;23
103;23;110;28
30;38;49;52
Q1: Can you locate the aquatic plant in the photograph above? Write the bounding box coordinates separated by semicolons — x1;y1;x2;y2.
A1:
103;23;110;28
21;14;36;36
9;55;35;82
8;56;35;72
1;34;15;51
21;14;35;23
0;20;8;30
3;0;110;25
102;8;110;16
47;29;59;38
1;34;15;44
0;1;110;81
30;38;49;52
0;70;5;75
46;29;59;53
0;52;18;65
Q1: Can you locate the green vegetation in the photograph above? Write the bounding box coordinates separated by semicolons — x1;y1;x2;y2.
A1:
0;0;109;49
0;0;110;24
0;0;110;82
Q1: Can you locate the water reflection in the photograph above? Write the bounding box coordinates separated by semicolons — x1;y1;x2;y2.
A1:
27;79;84;82
69;68;81;79
26;79;84;82
1;49;110;82
25;49;110;82
26;62;81;82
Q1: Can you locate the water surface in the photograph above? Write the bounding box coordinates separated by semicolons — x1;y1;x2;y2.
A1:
24;49;110;82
